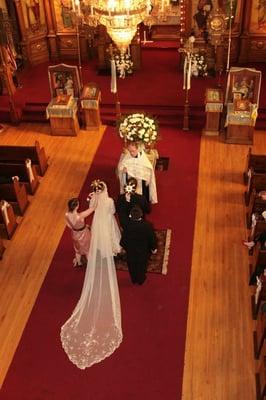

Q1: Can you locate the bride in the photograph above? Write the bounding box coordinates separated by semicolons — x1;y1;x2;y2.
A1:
61;180;123;369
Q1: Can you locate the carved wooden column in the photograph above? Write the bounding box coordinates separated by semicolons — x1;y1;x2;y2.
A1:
44;0;58;61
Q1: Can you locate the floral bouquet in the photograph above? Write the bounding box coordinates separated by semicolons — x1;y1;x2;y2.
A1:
118;113;158;146
114;53;133;79
191;53;208;77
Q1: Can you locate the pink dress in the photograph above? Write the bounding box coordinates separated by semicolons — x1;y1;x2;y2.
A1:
65;208;92;265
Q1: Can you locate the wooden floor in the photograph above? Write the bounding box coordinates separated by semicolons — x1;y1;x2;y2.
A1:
0;122;263;399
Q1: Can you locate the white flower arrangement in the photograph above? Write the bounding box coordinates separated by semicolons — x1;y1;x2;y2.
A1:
118;113;158;146
191;53;208;77
114;53;133;79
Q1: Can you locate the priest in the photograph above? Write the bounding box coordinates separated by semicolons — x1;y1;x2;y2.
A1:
116;142;158;204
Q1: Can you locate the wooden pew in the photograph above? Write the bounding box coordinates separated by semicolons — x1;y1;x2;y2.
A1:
244;148;266;185
0;160;39;195
245;168;266;206
0;140;48;176
0;177;29;215
254;306;266;360
255;354;266;400
0;236;5;259
255;340;266;400
0;200;17;239
249;244;266;286
247;189;266;228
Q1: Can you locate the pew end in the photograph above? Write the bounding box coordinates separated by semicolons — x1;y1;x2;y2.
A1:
0;201;18;239
0;178;29;216
34;140;48;176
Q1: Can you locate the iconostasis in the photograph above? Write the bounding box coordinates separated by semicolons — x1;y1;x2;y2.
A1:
0;0;266;66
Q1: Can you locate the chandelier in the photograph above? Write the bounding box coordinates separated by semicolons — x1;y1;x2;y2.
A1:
74;0;151;53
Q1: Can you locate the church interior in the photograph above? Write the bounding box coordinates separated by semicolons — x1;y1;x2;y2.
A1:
0;0;266;399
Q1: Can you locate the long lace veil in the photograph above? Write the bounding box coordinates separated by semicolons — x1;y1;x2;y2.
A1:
61;183;123;369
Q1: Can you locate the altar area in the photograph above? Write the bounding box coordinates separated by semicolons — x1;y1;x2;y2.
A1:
1;45;266;132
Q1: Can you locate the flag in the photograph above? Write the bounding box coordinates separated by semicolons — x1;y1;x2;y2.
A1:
110;58;117;94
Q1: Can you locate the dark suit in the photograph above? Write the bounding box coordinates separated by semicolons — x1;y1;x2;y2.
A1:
116;193;151;229
120;219;157;284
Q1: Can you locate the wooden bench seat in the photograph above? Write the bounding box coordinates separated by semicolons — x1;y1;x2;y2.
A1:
0;177;29;215
245;168;266;206
0;237;4;259
250;244;266;286
0;140;48;176
254;308;266;360
0;160;39;195
244;148;266;185
247;189;266;229
250;220;266;243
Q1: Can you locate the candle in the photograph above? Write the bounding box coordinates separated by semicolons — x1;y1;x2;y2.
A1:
91;5;94;15
187;56;191;90
183;56;187;90
143;31;146;43
146;0;151;15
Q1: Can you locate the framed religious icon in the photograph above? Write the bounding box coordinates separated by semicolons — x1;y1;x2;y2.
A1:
191;0;243;38
206;88;223;103
233;91;243;100
225;67;262;105
21;0;46;34
249;0;266;34
234;99;251;112
48;64;81;99
53;0;75;32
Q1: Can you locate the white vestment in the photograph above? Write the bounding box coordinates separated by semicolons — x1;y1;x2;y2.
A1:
117;149;158;204
61;184;123;369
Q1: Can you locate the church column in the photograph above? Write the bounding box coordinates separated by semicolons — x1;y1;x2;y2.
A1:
43;0;58;61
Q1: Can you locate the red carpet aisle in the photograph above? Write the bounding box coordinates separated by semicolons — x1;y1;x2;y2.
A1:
0;126;200;400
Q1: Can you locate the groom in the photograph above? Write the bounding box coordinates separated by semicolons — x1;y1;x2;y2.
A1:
120;205;157;285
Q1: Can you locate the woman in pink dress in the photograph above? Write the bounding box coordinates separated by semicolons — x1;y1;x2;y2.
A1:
65;198;94;267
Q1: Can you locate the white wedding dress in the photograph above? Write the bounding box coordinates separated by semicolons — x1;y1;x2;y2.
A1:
61;184;123;369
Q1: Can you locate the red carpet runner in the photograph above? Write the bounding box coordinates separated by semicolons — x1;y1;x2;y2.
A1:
0;126;200;400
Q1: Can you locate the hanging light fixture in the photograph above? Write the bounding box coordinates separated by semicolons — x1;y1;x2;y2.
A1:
77;0;151;53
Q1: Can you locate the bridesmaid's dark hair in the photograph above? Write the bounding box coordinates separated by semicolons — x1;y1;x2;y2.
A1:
68;198;79;212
